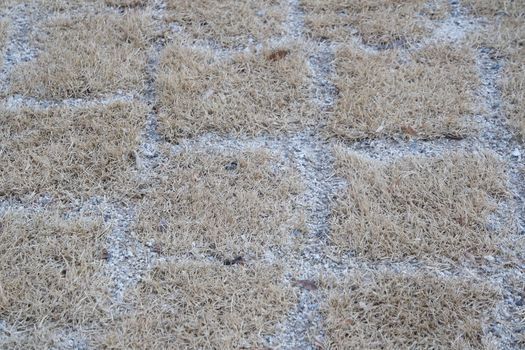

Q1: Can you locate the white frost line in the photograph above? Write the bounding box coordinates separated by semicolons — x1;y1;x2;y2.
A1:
170;133;287;155
307;41;337;111
418;14;478;47
0;92;137;110
266;2;341;349
0;3;38;94
135;0;167;177
101;203;156;302
272;133;345;350
103;0;167;303
474;45;525;241
286;0;305;39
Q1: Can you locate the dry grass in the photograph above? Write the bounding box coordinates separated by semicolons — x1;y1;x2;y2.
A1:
105;0;149;8
473;16;525;52
463;0;525;17
156;42;316;141
99;261;294;348
322;271;499;349
0;210;110;348
330;149;509;261
327;44;480;140
135;147;304;259
300;0;449;46
164;0;286;48
504;49;525;140
18;0;147;13
9;11;153;99
0;19;8;68
0;102;146;200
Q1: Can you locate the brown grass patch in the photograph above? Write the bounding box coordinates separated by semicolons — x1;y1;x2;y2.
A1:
99;261;294;348
0;102;146;200
327;44;479;140
504;51;525;140
135;147;304;259
330;149;509;261
164;0;286;48
0;210;110;348
474;16;525;52
300;0;449;46
322;271;499;349
9;11;153;99
0;19;8;68
156;43;317;141
104;0;149;8
463;0;525;17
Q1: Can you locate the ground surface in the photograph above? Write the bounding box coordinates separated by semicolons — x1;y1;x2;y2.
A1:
0;0;524;349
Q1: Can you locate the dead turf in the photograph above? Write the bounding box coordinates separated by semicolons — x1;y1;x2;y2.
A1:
330;148;510;261
99;261;295;349
0;210;111;349
486;17;524;141
322;271;500;349
0;102;146;200
164;0;287;48
156;41;317;141
134;146;305;259
9;11;154;99
463;0;525;17
327;43;480;140
300;0;450;46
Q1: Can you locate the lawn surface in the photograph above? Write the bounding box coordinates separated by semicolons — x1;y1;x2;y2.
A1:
0;0;524;349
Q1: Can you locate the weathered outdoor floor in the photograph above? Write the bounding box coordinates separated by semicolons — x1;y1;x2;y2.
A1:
0;0;524;349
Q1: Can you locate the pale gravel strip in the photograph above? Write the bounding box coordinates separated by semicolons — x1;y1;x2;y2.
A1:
473;44;525;349
0;92;137;110
271;133;343;349
268;1;342;348
0;2;37;96
90;202;154;303
136;0;166;176
101;0;168;304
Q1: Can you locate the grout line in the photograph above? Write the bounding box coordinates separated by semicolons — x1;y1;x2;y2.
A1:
271;1;341;349
285;0;304;40
135;0;166;176
307;41;337;113
0;92;137;110
101;0;168;305
100;203;155;302
273;133;343;349
0;3;38;96
473;44;525;349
